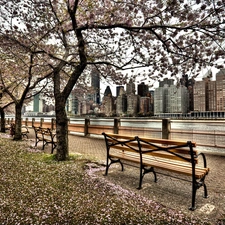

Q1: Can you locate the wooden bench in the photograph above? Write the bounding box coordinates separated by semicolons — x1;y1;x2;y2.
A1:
102;132;210;210
22;126;29;138
33;126;57;154
5;123;29;138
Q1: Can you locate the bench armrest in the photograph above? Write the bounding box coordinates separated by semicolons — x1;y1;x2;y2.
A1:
197;152;207;168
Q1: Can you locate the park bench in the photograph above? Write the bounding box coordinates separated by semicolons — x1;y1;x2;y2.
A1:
21;125;29;138
5;123;29;138
33;126;57;154
102;132;210;210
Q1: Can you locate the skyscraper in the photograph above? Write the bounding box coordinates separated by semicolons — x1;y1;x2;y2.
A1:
90;69;100;104
216;69;225;111
138;82;149;97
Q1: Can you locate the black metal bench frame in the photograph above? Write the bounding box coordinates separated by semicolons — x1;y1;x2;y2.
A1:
33;126;57;154
102;132;210;211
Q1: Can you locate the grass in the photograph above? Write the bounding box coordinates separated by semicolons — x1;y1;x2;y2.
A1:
0;136;215;224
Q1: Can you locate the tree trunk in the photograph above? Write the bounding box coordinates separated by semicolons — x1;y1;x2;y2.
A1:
13;103;22;140
0;108;5;133
55;99;69;161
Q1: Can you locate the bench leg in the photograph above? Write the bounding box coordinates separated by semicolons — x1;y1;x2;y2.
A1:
138;167;157;190
22;133;28;139
42;140;46;150
51;143;57;154
104;158;123;176
190;177;208;211
203;183;208;198
34;138;40;147
201;176;208;199
190;182;197;211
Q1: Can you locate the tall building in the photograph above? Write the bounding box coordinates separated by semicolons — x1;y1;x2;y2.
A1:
193;70;216;112
154;78;174;114
154;78;189;114
33;94;43;112
116;86;124;97
216;69;225;111
180;75;195;111
208;80;216;111
126;79;139;116
149;90;154;113
139;97;151;115
67;88;85;115
138;82;149;97
154;86;167;114
193;80;208;111
159;78;174;87
127;95;139;116
116;87;127;116
126;79;136;95
89;69;100;104
102;86;116;116
167;85;189;113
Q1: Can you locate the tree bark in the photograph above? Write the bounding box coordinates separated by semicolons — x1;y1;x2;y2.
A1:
13;103;22;140
55;97;69;161
0;108;5;133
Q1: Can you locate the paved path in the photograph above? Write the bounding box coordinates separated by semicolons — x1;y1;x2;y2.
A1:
68;135;225;223
29;130;225;223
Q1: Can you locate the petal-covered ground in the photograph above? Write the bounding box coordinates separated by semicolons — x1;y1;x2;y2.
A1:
0;137;219;224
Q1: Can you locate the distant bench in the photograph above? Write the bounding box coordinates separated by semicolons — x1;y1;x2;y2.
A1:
5;123;29;138
102;132;210;210
33;126;57;154
21;126;29;138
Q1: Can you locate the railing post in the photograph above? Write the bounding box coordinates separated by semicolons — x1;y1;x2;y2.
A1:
162;118;171;139
32;118;35;127
25;118;28;126
51;118;56;130
114;118;120;134
84;118;90;136
40;118;44;127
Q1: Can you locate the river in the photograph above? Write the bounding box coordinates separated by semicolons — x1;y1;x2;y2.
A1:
87;118;225;131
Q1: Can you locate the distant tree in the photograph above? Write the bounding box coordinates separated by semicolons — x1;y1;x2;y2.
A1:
0;102;14;133
0;36;52;140
0;0;224;160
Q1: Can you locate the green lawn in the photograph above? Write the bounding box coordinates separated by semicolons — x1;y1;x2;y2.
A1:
0;137;212;224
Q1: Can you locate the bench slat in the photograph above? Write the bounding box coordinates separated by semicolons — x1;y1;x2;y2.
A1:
105;133;196;147
109;151;208;179
110;145;198;163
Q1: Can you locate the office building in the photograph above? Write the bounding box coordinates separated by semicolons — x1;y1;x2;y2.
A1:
216;69;225;111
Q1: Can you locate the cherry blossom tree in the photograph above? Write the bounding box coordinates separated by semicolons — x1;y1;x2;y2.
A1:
1;0;224;160
0;36;53;139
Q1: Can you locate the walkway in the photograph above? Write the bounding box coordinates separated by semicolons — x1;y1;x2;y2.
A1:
29;130;225;223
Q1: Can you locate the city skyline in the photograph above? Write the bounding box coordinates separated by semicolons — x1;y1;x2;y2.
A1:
99;67;221;98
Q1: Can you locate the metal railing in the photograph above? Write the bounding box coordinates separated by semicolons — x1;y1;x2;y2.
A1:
4;117;225;154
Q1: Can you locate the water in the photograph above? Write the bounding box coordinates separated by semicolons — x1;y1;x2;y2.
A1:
171;120;225;132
